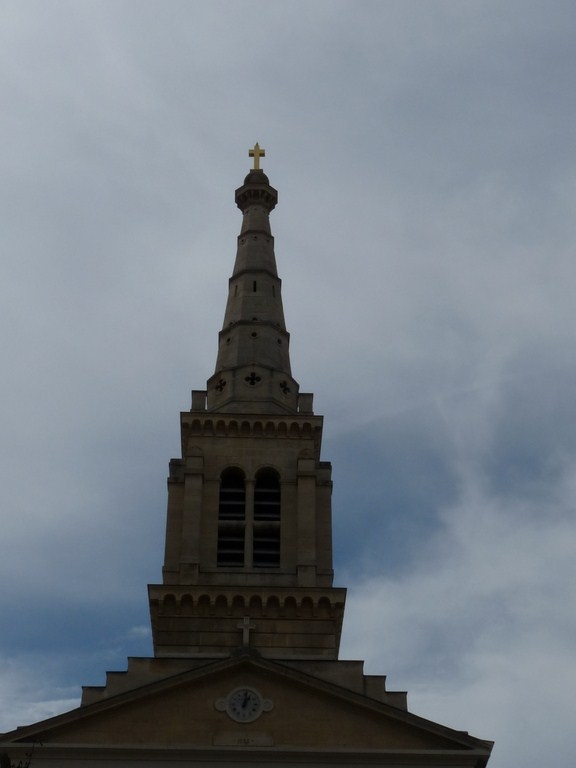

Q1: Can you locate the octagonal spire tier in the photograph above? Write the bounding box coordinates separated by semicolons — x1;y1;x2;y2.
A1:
206;150;303;415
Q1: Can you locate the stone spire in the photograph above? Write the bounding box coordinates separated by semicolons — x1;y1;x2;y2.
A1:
206;145;301;415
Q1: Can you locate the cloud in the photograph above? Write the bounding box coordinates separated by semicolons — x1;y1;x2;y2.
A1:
0;657;80;733
1;3;576;766
339;391;576;766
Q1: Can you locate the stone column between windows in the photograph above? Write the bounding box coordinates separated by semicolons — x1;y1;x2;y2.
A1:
179;460;203;583
296;457;317;587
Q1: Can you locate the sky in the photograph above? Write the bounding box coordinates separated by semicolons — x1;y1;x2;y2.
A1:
1;1;576;765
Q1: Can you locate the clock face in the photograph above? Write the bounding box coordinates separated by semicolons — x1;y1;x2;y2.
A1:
226;687;263;723
215;686;274;723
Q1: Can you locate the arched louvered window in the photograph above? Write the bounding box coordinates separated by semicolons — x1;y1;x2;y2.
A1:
253;468;281;567
217;468;245;567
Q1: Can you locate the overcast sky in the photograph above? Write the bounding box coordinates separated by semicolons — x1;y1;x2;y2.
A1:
1;2;576;766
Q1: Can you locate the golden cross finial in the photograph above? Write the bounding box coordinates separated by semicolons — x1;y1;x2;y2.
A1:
249;142;265;170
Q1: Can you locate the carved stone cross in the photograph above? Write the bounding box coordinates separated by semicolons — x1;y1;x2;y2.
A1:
249;142;265;170
245;372;261;386
238;615;256;646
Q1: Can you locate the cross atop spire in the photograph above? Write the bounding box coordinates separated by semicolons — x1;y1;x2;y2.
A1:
249;142;265;170
208;156;295;415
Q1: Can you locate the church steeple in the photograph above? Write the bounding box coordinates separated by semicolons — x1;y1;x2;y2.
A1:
148;147;343;659
207;145;299;414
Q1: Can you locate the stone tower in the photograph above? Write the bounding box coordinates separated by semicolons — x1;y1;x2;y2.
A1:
0;147;493;768
149;154;344;661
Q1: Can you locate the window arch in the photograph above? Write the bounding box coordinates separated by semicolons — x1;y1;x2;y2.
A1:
253;468;281;567
217;468;245;567
218;468;246;520
254;468;281;520
216;467;281;569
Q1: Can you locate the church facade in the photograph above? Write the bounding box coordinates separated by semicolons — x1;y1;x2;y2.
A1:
0;148;492;767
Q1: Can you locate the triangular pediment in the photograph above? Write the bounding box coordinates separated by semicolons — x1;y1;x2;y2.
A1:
2;655;490;757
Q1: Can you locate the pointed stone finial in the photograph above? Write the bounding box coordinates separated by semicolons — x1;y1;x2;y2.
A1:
249;142;265;170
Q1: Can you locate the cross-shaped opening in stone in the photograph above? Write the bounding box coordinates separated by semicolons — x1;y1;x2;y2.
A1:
245;372;261;386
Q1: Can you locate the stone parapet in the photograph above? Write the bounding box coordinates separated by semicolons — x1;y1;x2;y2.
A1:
149;585;346;660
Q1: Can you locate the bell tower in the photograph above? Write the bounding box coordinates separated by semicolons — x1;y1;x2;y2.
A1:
148;145;346;660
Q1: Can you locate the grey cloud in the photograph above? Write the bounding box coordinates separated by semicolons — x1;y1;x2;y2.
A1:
2;3;576;766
